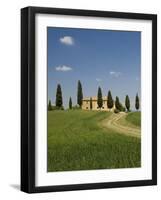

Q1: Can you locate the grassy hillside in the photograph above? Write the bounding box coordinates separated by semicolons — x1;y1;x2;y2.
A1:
48;110;141;172
125;112;141;127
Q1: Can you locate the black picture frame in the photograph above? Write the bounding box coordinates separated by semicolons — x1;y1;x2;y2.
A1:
21;6;157;193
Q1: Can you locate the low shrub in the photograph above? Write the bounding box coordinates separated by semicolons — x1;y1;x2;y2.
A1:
114;109;120;113
72;105;81;110
52;106;64;110
119;103;126;112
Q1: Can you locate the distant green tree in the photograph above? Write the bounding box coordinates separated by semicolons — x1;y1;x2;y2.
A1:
48;100;52;111
90;97;93;110
55;84;63;108
125;95;130;111
115;96;121;110
77;80;83;107
107;90;114;111
97;87;103;109
69;97;72;109
135;93;140;111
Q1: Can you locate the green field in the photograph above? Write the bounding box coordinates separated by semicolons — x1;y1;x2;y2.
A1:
47;110;141;172
126;112;141;127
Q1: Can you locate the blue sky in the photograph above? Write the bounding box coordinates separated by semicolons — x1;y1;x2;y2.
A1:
47;27;141;109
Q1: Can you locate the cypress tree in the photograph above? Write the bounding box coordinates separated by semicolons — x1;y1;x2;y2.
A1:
107;90;113;111
69;97;72;109
115;96;121;110
97;87;103;109
77;80;83;107
90;97;93;110
125;95;130;111
48;99;52;111
135;93;140;111
55;84;63;108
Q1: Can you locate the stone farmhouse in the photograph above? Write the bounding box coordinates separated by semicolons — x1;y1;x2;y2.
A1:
82;96;115;111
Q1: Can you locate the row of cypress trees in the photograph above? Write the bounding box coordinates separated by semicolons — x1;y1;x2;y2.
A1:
48;81;140;111
97;86;139;112
97;88;115;110
48;80;83;110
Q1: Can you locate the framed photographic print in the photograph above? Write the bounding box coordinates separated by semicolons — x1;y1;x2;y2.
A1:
21;6;157;193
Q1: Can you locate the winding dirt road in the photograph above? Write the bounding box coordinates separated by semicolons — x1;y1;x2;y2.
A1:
100;112;141;138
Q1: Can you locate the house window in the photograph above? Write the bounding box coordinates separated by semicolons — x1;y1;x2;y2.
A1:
86;107;88;109
102;107;104;109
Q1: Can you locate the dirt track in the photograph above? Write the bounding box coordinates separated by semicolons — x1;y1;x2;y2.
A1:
100;112;141;138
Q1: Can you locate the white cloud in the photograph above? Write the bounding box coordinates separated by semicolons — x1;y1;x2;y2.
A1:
109;71;122;78
96;78;102;82
59;36;74;45
55;65;72;72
